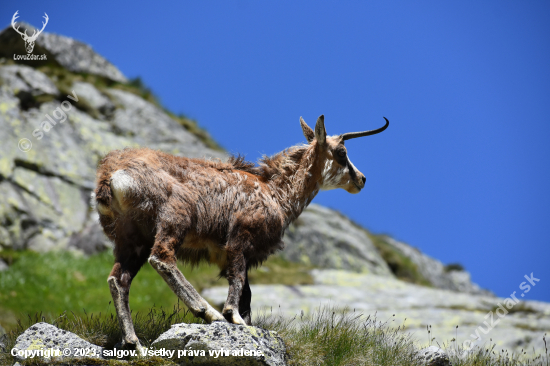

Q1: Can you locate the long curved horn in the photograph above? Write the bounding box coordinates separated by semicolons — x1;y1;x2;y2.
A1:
341;117;389;141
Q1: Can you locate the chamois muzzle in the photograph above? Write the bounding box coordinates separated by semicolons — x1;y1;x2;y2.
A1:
340;117;389;141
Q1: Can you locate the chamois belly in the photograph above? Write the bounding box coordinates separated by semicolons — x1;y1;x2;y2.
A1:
179;232;228;268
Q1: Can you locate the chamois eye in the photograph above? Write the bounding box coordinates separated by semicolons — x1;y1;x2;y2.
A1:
338;150;346;157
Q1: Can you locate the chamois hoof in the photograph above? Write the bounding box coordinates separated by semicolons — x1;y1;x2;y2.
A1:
204;307;226;323
123;335;138;346
242;312;252;326
114;339;147;358
222;308;247;325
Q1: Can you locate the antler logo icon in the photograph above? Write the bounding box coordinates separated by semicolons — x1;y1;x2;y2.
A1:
11;10;49;54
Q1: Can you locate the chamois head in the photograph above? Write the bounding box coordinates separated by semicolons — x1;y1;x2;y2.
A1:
300;115;389;194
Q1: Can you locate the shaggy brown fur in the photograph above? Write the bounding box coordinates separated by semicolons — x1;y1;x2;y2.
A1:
94;115;384;350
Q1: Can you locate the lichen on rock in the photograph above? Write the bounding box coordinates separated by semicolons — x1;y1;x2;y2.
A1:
152;322;287;366
12;322;104;363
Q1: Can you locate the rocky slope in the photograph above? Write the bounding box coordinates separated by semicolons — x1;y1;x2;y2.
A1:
1;24;548;356
0;23;224;254
204;270;550;355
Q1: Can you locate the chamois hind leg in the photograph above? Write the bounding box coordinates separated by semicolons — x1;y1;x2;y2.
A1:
148;227;225;323
223;247;248;325
108;227;150;350
239;271;252;325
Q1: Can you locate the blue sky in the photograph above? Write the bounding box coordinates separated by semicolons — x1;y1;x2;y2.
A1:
3;1;549;302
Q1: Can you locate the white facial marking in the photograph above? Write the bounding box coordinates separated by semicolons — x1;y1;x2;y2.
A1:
322;159;333;179
320;158;348;191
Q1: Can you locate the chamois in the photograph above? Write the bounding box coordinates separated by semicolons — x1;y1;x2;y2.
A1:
94;115;388;349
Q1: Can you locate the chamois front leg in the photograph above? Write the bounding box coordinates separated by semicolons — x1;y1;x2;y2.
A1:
149;232;225;323
223;249;248;325
239;271;252;325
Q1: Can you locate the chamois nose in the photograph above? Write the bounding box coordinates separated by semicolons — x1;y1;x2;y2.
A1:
355;173;366;190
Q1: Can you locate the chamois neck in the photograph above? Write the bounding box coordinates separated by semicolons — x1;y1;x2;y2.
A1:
264;144;321;225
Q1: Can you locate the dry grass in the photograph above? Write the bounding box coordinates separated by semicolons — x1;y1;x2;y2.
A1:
255;306;421;366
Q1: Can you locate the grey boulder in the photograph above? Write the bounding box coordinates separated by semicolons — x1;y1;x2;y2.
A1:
151;322;287;366
12;322;104;362
0;64;59;96
417;346;452;366
72;81;116;117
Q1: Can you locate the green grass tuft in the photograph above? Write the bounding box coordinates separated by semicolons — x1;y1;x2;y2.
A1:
248;255;314;286
369;234;432;286
255;306;421;366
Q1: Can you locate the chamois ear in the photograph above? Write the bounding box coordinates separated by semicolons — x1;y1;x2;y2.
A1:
300;117;315;143
314;115;327;147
